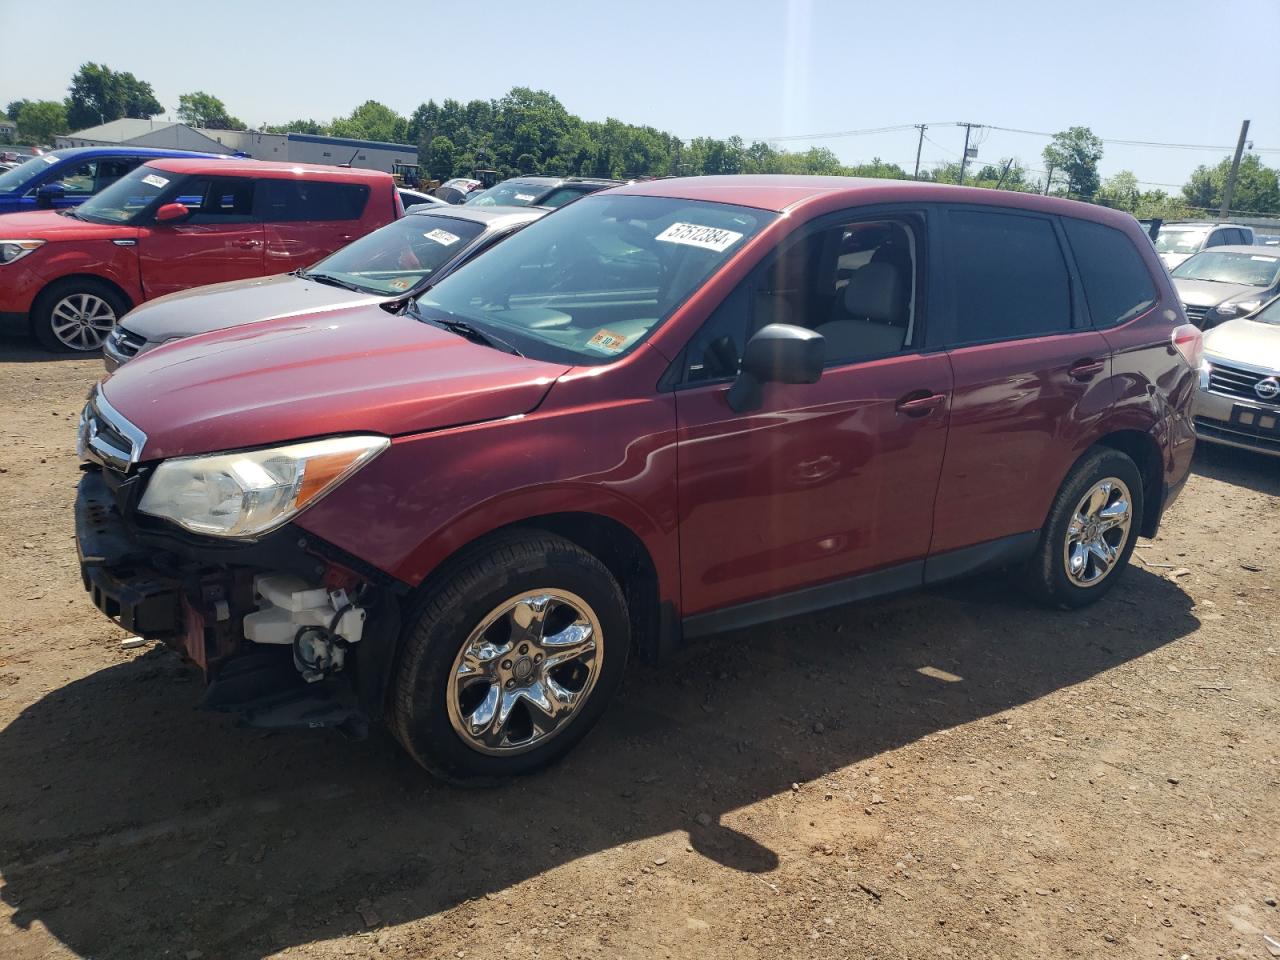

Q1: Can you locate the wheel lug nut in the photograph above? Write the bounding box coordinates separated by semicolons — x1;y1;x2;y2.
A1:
534;654;543;663
501;659;512;669
519;644;529;655
505;679;514;689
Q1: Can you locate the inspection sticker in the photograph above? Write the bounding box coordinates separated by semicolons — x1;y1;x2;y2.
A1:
141;173;170;189
586;329;630;354
515;193;537;202
656;222;744;253
388;277;414;291
424;228;461;246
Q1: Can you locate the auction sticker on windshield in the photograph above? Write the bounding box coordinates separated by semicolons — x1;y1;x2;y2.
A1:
424;228;460;246
515;193;537;202
141;173;169;189
656;222;744;253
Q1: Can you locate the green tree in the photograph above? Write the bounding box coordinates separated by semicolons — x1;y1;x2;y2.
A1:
1042;126;1103;199
16;100;69;145
65;62;162;129
1097;170;1141;212
424;135;457;179
1181;154;1280;215
330;100;409;144
262;119;328;135
6;99;33;122
175;91;244;130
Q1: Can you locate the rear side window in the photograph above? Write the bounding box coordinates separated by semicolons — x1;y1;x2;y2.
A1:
1062;218;1157;327
947;210;1071;342
255;179;370;221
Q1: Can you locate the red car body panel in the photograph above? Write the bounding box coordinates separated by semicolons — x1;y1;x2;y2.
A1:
101;307;570;460
0;158;396;325
94;176;1195;632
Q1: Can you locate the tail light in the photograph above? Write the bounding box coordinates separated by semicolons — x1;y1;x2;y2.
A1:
1171;323;1203;369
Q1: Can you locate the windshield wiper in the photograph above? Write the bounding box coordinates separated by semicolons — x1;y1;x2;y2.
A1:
406;301;524;356
301;272;365;293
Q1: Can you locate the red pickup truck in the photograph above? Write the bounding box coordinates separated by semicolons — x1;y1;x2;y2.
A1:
0;158;399;351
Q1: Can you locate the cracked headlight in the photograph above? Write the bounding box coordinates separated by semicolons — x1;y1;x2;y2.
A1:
138;435;389;538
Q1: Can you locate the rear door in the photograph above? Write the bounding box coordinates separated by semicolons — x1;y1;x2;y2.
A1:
255;178;372;274
138;175;263;298
929;207;1112;557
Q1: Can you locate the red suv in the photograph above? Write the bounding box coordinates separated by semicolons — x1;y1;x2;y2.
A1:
74;176;1199;781
0;158;399;351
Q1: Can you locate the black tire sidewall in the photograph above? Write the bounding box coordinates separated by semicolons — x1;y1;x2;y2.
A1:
1031;449;1145;608
395;536;629;782
33;278;127;353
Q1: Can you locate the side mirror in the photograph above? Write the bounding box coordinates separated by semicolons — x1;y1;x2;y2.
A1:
725;323;824;413
35;183;65;208
154;202;192;224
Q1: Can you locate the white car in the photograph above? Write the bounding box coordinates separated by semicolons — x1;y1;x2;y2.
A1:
1155;222;1255;270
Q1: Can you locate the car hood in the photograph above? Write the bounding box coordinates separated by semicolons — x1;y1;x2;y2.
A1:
119;273;385;342
0;209;137;239
1172;278;1257;308
101;304;571;461
1204;317;1280;373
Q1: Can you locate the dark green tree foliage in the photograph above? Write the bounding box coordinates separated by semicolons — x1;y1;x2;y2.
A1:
65;62;162;129
1182;154;1280;215
16;100;69;144
6;99;34;122
1041;126;1104;199
175;91;245;130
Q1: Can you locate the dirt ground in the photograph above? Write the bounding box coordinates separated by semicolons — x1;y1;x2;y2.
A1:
0;337;1276;960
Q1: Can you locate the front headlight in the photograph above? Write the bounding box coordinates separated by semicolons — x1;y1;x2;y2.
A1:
1216;300;1261;318
0;240;45;265
138;435;389;538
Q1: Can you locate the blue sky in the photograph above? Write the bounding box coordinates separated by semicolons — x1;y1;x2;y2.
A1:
3;0;1278;191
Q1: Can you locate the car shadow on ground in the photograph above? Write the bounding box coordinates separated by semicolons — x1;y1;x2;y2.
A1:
0;336;90;363
1191;441;1280;496
0;567;1197;959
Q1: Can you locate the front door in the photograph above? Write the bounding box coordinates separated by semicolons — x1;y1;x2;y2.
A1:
929;207;1113;556
674;211;952;622
138;176;263;298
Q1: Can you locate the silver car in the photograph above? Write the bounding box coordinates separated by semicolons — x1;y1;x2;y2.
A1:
1193;294;1280;456
1170;245;1280;329
1155;221;1254;271
104;205;544;370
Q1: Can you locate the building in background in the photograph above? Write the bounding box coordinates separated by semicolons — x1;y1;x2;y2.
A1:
56;122;417;177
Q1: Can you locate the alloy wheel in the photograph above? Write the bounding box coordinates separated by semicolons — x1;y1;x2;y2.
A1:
1063;477;1133;588
49;293;117;351
446;589;603;755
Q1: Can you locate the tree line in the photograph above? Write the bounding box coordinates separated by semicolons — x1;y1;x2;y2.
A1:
6;64;1278;220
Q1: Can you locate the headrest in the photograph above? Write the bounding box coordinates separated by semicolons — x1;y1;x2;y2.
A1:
843;261;902;324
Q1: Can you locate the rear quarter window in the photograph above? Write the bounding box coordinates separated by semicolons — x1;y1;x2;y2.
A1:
256;179;370;221
1062;218;1158;327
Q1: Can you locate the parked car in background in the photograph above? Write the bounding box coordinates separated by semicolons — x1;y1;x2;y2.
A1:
1154;221;1255;270
465;175;623;209
0;157;398;351
0;146;228;216
1193;293;1280;456
75;176;1197;780
1255;234;1280;247
397;187;445;211
1170;245;1280;328
104;204;544;370
434;177;482;204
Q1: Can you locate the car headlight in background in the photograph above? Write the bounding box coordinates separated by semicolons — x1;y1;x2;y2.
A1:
138;435;389;538
1214;299;1261;319
0;240;45;265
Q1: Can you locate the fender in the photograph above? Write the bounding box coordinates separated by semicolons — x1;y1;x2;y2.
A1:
29;240;143;309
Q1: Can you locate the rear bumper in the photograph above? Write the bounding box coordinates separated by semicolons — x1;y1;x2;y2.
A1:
1193;388;1280;457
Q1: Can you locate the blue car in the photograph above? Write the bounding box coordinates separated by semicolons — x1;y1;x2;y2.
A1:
0;146;230;215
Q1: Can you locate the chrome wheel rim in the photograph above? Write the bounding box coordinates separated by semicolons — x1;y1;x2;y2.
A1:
50;293;117;351
446;589;603;756
1064;477;1133;588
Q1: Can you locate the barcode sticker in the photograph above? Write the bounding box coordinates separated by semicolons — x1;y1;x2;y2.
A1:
424;228;460;246
656;222;744;253
141;173;170;189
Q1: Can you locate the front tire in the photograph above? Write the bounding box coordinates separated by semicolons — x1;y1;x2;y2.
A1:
32;278;127;353
1021;448;1144;608
393;532;629;782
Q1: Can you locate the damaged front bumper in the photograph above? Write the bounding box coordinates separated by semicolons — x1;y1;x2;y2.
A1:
74;467;402;734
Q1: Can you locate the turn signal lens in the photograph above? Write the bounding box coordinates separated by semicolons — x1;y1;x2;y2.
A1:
1171;323;1203;369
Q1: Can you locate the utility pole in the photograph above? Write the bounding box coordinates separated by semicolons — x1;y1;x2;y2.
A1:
1043;164;1054;196
1220;119;1251;219
913;124;926;179
995;157;1014;190
957;122;976;185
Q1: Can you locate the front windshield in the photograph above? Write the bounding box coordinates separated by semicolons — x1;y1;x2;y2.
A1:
304;213;486;295
466;181;549;207
1155;229;1207;255
416;194;773;364
0;153;58;193
1171;251;1280;287
72;164;173;224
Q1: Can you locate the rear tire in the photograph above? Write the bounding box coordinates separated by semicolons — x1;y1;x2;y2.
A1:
1020;448;1144;608
393;532;629;783
32;278;127;353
